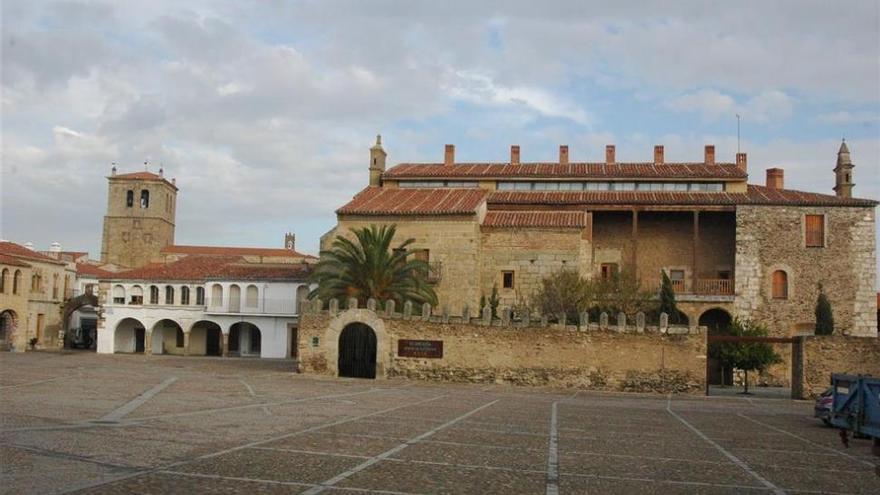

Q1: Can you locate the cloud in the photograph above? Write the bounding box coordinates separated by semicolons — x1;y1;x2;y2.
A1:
665;89;794;123
814;111;880;125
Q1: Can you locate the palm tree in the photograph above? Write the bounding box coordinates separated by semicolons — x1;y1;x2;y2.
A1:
309;224;438;307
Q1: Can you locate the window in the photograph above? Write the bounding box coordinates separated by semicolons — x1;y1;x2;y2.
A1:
36;314;44;341
805;214;825;247
413;249;429;262
502;271;515;289
181;286;190;305
85;284;95;295
13;270;21;294
211;284;223;307
772;270;788;299
126;190;134;207
176;328;185;348
600;263;619;281
52;274;59;299
149;285;159;304
196;287;205;305
669;270;685;281
165;286;175;305
113;285;126;304
717;270;731;280
130;285;143;305
245;285;258;307
0;268;7;293
140;190;150;208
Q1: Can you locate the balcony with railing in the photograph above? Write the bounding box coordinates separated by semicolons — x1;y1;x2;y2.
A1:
654;277;734;299
205;297;302;316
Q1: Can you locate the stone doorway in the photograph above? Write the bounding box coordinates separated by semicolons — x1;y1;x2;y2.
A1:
134;328;145;353
700;308;733;386
205;327;221;356
338;323;377;379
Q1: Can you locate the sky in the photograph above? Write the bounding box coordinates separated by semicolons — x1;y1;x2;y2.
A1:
1;1;879;272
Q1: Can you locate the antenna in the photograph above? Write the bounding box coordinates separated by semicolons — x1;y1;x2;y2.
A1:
736;114;741;153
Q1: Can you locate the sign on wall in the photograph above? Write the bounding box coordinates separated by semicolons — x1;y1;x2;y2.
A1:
397;339;443;359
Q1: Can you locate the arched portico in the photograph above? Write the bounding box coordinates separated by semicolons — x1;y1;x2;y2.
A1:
1;310;18;350
325;309;389;378
190;320;223;357
114;317;146;353
229;322;262;357
152;319;184;355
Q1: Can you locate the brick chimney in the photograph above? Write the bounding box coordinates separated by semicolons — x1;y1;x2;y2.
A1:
766;168;784;190
605;145;616;164
654;145;664;164
736;152;748;173
444;144;455;166
510;145;520;165
559;145;569;164
704;145;715;165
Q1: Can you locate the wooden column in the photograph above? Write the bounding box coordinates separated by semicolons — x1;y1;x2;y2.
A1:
692;210;700;293
631;209;639;278
183;331;191;356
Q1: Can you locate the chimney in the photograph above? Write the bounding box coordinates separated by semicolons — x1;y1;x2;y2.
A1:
766;168;784;190
444;144;455;166
605;145;616;164
704;145;715;165
736;152;748;173
510;145;520;165
653;145;664;164
559;145;569;164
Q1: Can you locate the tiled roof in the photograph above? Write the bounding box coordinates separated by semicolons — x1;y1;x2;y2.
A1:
75;263;117;278
161;245;316;259
107;255;312;282
337;187;489;215
0;241;66;264
483;211;589;229
487;185;878;207
0;253;30;267
384;162;747;180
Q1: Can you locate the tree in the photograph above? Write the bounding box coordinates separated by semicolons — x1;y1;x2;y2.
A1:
710;318;782;394
530;268;654;324
532;269;592;323
309;224;437;307
815;283;834;335
658;270;681;324
488;284;500;319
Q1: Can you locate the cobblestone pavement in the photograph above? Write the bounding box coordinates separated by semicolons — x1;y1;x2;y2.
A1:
1;352;877;494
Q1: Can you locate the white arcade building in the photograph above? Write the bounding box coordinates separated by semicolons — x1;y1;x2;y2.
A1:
97;255;313;359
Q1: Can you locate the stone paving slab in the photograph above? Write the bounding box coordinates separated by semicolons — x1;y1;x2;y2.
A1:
175;448;362;484
392;441;547;470
75;472;308;494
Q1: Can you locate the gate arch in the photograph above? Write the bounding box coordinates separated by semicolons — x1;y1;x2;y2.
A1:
326;309;388;378
1;309;18;350
338;323;377;379
114;317;146;353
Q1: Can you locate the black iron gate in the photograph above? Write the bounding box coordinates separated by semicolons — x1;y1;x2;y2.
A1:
338;323;377;379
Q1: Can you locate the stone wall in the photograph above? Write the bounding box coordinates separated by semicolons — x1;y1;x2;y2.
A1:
0;264;30;351
297;300;708;394
735;205;877;337
802;335;880;396
101;177;177;268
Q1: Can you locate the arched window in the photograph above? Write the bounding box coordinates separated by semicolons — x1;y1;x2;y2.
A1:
164;285;175;305
772;270;788;299
31;274;39;292
140;189;150;208
0;268;7;293
13;270;21;294
245;285;258;308
130;285;144;305
180;286;190;305
52;274;59;299
149;285;159;304
196;286;205;305
211;284;223;307
113;285;126;304
229;284;241;312
126;190;134;207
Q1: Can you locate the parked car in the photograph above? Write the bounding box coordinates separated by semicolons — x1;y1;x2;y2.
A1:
814;388;833;426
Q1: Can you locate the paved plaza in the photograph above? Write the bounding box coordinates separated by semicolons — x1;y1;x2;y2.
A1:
1;352;877;494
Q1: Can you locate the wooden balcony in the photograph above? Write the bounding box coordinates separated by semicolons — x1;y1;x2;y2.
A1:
658;278;733;296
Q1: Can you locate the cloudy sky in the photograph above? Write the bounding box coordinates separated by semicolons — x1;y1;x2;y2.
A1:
2;1;878;270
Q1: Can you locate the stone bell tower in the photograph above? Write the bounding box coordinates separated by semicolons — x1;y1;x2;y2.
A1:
100;167;177;268
833;139;855;198
369;134;386;187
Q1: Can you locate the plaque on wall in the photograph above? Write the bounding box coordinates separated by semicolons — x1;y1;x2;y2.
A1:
397;339;443;358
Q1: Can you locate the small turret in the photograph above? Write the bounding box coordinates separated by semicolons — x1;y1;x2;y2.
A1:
284;232;296;251
834;139;854;198
369;134;387;187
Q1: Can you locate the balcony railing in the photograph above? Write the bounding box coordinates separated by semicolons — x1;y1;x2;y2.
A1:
205;297;302;315
656;278;733;296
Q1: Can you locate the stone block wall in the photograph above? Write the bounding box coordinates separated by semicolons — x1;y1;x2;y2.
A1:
735;205;877;337
802;335;880;396
297;301;708;394
101;178;177;268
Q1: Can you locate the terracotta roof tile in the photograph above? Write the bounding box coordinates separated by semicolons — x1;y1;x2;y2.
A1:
161;245;315;259
75;263;117;278
0;253;31;267
108;255;312;282
337;187;488;215
385;162;747;180
0;241;66;264
483;211;588;229
487;185;877;207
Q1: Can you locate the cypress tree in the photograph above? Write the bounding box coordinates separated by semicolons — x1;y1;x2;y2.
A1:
658;270;679;324
815;283;834;335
